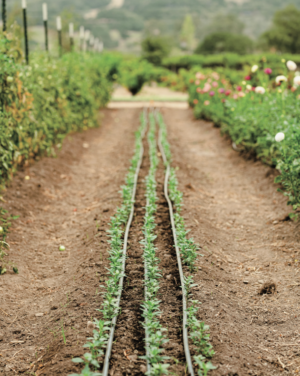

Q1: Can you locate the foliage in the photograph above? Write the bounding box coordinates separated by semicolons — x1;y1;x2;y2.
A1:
141;112;170;375
187;61;300;215
0;31;116;275
205;14;245;36
141;36;171;66
160;52;300;73
180;15;195;51
195;32;253;55
262;5;300;53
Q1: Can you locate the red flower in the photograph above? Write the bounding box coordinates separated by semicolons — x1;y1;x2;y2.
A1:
237;86;242;91
193;98;199;104
225;90;231;96
264;68;272;75
245;75;251;81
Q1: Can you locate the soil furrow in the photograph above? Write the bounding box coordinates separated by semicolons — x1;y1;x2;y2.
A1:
154;152;186;374
106;135;149;376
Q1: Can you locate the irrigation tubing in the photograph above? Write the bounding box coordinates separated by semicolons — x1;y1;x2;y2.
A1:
102;110;147;376
157;112;195;376
144;196;151;375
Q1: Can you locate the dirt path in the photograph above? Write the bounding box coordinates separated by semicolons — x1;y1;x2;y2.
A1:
0;106;299;376
162;108;300;376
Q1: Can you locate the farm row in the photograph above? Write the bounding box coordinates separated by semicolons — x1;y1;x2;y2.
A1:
69;110;214;376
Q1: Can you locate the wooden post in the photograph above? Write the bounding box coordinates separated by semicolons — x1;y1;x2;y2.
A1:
79;26;84;51
57;16;62;57
69;23;74;51
43;3;48;52
2;0;6;32
22;0;29;64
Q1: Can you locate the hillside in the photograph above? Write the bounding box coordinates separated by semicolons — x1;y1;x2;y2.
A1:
8;0;300;51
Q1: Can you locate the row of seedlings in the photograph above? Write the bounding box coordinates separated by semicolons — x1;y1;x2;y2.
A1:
70;113;147;376
141;112;171;375
156;111;216;376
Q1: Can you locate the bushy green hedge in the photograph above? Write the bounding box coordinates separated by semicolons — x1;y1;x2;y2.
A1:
187;66;300;216
0;37;113;184
162;53;300;71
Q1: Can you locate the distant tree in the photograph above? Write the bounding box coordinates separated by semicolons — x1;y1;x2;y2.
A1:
206;14;245;35
261;5;300;53
180;14;195;51
195;32;253;55
141;36;171;65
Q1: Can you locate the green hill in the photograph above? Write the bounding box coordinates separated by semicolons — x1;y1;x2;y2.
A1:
8;0;300;51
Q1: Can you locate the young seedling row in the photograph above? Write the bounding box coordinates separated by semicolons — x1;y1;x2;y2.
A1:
71;109;214;376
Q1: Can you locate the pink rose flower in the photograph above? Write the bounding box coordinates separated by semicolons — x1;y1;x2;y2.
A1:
245;75;251;81
209;91;215;96
218;88;225;94
237;86;242;91
225;90;231;96
212;81;218;87
204;100;210;106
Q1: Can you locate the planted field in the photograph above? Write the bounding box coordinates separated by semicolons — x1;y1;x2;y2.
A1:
1;102;300;376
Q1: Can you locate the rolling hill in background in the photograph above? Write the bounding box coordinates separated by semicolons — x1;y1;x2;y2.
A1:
7;0;300;52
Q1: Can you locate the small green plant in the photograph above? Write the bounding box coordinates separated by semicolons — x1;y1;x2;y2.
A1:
157;112;215;375
140;113;170;375
72;112;147;374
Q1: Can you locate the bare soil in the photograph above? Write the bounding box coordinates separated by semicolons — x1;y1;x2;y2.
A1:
0;106;299;376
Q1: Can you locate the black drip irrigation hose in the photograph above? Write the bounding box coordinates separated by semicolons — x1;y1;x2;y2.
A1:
157;113;195;376
102;111;147;376
144;195;151;375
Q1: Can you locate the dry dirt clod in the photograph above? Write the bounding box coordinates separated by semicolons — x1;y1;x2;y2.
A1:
140;364;147;373
259;282;277;295
87;321;95;331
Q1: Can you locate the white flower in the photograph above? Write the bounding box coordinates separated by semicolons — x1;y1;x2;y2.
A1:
255;86;265;94
246;84;252;90
251;65;258;73
287;60;297;71
294;75;300;87
275;132;285;142
275;75;287;84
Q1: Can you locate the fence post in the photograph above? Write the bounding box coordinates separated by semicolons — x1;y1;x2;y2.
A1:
43;3;48;52
57;16;62;57
79;26;84;51
2;0;6;32
69;23;74;51
22;0;29;64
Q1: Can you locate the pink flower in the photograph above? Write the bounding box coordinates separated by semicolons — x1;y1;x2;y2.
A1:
238;92;245;97
196;72;203;79
204;100;210;106
209;91;215;96
225;90;231;96
264;68;272;75
237;86;242;91
212;81;218;88
196;87;202;93
233;94;238;99
251;87;256;91
218;88;225;94
195;80;200;85
204;83;211;91
245;75;251;81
